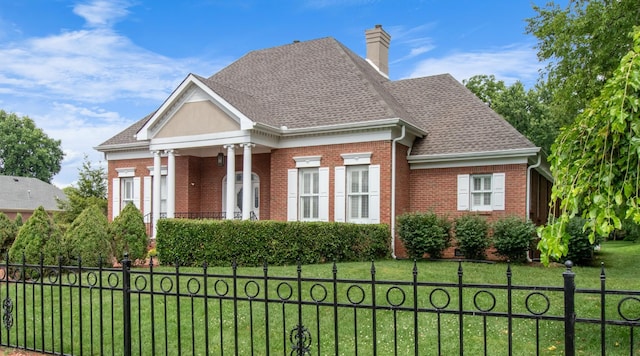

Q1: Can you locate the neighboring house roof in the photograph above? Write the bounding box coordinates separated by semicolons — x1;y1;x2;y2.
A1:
0;176;67;212
97;35;535;157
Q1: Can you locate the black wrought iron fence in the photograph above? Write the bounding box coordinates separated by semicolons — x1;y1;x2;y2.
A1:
0;255;637;355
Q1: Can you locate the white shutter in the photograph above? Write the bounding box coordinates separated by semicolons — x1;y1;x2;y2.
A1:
287;169;298;221
112;178;120;218
143;176;152;223
318;167;329;222
368;165;380;223
334;166;346;222
133;177;141;209
492;173;506;210
457;174;470;211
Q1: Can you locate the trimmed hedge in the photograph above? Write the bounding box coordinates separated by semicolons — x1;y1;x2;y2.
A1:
155;219;390;266
454;214;490;260
397;212;452;259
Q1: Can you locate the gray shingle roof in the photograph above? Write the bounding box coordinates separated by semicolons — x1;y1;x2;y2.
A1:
0;176;66;212
96;36;535;156
384;74;535;155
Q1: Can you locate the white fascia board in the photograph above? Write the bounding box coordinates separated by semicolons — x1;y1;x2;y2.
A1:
255;118;426;138
105;150;154;161
136;74;256;141
409;148;540;170
149;130;251;151
278;130;392;148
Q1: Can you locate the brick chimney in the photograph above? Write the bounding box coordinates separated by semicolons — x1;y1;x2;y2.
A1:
365;24;391;77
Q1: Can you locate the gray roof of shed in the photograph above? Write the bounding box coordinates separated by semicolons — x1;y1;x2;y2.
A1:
0;176;66;212
97;36;535;155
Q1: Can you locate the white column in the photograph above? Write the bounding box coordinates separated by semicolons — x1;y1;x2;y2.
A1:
152;150;162;237
224;144;235;219
167;149;176;219
241;143;254;220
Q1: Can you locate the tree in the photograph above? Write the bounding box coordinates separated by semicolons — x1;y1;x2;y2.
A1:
9;206;65;265
0;212;17;256
56;156;107;225
537;28;640;264
65;205;112;267
0;110;64;183
111;203;148;262
526;0;640;127
464;75;559;154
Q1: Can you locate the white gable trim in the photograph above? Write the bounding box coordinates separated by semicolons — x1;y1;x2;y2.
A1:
136;74;255;141
116;168;136;177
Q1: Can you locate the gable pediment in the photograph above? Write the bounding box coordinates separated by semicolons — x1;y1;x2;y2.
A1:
155;99;240;138
136;74;253;141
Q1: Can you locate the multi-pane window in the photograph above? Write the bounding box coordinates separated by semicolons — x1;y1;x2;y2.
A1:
471;175;492;210
160;175;167;214
347;166;369;222
299;168;319;220
121;177;134;207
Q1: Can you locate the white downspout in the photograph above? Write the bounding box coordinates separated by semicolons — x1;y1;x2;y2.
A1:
391;125;406;259
526;153;542;262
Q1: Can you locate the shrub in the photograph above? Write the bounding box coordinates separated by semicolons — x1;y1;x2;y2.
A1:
156;219;389;267
397;212;452;259
111;203;148;262
9;206;64;265
14;213;23;228
454;214;490;260
64;205;112;267
565;217;602;265
492;216;536;263
621;219;640;241
0;212;17;256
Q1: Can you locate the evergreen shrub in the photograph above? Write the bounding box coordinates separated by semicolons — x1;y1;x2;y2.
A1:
492;216;536;263
155;219;389;267
111;203;148;262
397;212;452;259
454;214;490;260
64;205;112;266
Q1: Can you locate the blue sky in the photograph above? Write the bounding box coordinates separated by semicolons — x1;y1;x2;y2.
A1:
0;0;553;188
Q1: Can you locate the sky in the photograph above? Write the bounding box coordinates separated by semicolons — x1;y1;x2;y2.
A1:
0;0;556;188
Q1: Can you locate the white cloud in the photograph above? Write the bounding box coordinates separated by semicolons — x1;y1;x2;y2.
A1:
407;44;540;86
73;0;132;28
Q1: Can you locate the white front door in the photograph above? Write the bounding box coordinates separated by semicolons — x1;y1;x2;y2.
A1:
222;173;260;219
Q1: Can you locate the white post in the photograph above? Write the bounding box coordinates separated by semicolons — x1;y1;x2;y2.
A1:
152;150;162;237
167;149;176;219
242;143;254;220
224;144;235;219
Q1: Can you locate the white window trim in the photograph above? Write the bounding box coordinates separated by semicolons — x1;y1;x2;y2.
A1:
341;152;372;165
346;165;370;223
146;166;168;176
299;168;320;221
116;167;135;177
457;173;505;211
288;167;329;222
471;175;492;211
293;155;322;168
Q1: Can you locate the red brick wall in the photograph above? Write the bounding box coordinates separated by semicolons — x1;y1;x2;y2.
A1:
269;141;393;223
107;158;155;221
409;164;528;221
393;144;411;257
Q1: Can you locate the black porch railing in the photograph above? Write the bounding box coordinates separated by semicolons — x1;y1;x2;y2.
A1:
0;256;638;355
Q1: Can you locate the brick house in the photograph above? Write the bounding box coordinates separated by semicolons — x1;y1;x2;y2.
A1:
95;25;553;258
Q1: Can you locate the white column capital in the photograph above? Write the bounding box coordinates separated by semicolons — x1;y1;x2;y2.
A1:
164;149;177;156
224;144;235;150
240;143;255;149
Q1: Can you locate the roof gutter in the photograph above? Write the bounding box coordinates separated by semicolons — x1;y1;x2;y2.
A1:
253;118;426;138
390;125;406;259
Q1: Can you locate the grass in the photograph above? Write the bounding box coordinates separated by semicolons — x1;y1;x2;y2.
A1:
0;241;638;355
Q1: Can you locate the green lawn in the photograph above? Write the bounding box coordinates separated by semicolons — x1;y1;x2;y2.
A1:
0;241;638;355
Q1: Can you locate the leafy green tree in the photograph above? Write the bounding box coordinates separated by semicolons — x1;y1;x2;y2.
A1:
0;110;64;183
0;212;17;256
111;203;148;262
526;0;640;126
56;156;107;226
65;205;112;267
9;206;64;265
464;75;558;153
538;28;640;264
